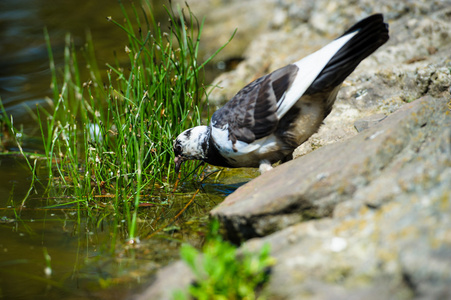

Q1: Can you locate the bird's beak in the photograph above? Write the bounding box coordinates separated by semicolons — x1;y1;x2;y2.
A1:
174;155;184;174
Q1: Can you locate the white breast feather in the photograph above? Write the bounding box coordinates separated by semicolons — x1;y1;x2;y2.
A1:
211;125;259;154
212;125;279;158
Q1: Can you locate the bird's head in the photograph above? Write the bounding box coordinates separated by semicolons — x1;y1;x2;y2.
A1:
173;126;210;173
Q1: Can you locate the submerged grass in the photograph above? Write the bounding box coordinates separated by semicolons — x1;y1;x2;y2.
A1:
1;0;233;241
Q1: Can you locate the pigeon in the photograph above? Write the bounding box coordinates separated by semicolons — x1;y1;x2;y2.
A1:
174;14;389;174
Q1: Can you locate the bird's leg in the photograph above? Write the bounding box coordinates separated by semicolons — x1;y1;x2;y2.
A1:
259;159;273;174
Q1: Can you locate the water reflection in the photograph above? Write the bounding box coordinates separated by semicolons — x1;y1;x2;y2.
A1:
1;0;51;125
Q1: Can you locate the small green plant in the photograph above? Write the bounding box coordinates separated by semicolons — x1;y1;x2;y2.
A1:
174;220;274;300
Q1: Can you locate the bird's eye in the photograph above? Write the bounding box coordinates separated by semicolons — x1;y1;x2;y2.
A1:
174;143;182;155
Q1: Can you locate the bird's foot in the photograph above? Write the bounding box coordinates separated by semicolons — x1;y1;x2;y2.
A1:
259;160;273;174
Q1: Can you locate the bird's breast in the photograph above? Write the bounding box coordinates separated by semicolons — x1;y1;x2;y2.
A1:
210;128;291;168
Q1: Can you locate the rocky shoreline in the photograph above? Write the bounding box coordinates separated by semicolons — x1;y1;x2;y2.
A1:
214;97;451;299
137;0;451;298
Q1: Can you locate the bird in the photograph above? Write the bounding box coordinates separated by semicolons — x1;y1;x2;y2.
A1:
173;14;389;174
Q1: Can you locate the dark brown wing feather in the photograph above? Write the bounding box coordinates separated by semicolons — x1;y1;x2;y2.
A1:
211;64;298;145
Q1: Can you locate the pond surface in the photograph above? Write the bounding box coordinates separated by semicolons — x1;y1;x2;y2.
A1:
0;0;252;298
0;161;252;299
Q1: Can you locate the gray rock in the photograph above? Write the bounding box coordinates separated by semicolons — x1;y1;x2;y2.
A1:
136;1;451;298
134;260;193;300
138;97;451;299
237;97;451;299
172;0;282;63
201;2;451;107
211;97;450;242
194;4;451;160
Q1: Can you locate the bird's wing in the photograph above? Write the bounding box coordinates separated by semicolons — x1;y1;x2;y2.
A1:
211;64;298;145
275;31;358;119
211;14;388;147
305;14;389;95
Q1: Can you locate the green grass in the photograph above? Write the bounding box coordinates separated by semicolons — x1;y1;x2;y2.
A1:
0;0;234;241
174;219;274;300
0;2;277;297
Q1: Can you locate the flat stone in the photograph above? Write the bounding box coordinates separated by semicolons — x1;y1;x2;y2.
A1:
135;2;451;298
133;260;193;300
239;98;451;299
211;97;451;242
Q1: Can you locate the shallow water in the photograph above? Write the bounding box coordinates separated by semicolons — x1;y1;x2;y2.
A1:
0;158;255;299
0;0;252;298
1;0;136;131
0;162;251;299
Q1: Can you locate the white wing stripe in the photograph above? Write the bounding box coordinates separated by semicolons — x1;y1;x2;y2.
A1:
276;31;358;119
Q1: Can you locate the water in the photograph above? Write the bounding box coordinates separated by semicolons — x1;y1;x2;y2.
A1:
0;1;254;298
0;160;253;298
1;0;132;129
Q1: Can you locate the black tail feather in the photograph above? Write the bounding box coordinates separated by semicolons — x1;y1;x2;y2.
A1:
306;14;389;94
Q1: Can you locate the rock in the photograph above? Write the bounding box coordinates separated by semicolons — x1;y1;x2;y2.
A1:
229;97;451;299
134;260;193;300
244;167;451;299
137;96;451;299
172;0;316;64
199;2;451;107
192;4;451;160
136;1;451;298
211;97;451;242
172;0;283;64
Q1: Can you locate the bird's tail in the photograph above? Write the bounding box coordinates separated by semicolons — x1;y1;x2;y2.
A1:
306;14;389;94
